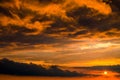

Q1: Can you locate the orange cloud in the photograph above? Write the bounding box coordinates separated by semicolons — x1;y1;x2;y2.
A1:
63;0;112;15
0;0;120;67
0;14;53;35
74;0;112;15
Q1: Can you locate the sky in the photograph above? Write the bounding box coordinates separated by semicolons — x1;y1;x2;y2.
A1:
0;0;120;67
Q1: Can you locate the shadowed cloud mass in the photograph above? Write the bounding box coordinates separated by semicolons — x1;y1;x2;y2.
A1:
0;0;120;66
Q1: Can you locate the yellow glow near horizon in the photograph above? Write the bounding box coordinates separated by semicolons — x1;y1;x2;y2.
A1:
103;71;108;75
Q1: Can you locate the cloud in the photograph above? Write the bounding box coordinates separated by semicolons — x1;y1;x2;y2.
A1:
73;0;111;15
103;0;120;12
0;0;120;66
0;6;13;18
0;0;117;38
80;42;119;50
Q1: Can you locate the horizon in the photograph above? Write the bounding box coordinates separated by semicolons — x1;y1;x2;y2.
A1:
0;58;120;77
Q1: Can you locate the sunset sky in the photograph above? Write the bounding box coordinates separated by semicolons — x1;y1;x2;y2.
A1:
0;0;120;67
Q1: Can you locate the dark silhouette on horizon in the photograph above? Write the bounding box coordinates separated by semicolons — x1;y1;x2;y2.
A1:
0;58;88;77
0;58;119;77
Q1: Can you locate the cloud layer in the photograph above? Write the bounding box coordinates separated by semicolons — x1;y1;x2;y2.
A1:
0;0;120;66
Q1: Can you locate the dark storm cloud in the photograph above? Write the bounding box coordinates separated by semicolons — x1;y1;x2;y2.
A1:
103;0;120;11
0;0;13;3
0;0;119;52
0;24;69;49
0;34;57;45
111;0;120;10
67;6;120;31
38;0;65;4
0;6;13;18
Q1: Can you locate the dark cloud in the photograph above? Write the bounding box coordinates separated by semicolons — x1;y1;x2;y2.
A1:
0;0;13;3
112;0;120;10
0;6;13;18
38;0;65;4
0;0;120;66
31;14;51;23
103;0;120;12
68;6;120;31
0;24;36;35
0;31;63;47
73;30;88;36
